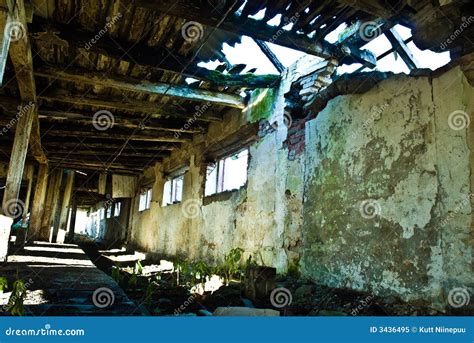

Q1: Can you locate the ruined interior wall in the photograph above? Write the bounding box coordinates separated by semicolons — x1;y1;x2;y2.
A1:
127;59;317;271
300;66;473;308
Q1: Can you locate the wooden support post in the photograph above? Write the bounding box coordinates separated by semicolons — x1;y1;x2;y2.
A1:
254;40;285;73
2;103;35;214
54;170;74;243
66;197;77;243
0;102;34;261
39;169;62;241
13;164;34;249
27;164;49;242
0;8;12;85
98;172;106;195
385;28;419;70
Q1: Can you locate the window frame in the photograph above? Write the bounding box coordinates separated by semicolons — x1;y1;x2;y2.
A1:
163;174;184;206
113;202;121;217
205;148;249;197
139;187;152;212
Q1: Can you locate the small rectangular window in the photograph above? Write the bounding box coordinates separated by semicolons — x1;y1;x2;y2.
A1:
114;202;121;217
163;175;184;206
106;205;112;219
139;188;152;212
100;208;105;220
205;149;249;196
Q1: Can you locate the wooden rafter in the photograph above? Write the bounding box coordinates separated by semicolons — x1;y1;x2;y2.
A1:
34;66;246;108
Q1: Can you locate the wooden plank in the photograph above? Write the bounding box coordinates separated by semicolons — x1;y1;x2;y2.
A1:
27;163;48;242
385;27;419;70
254;40;285;73
30;21;280;88
0;8;11;85
38;89;222;123
49;160;144;172
1;0;46;164
66;196;77;243
2;102;35;221
55;170;74;243
44;129;190;142
42;141;176;152
39;169;62;241
35;67;246;108
13;164;34;249
98;172;106;195
112;174;137;198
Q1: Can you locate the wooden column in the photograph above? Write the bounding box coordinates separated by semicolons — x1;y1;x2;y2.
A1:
98;172;107;195
0;8;12;85
0;102;35;261
66;197;78;243
27;163;48;242
53;170;74;243
2;103;35;214
39;169;62;241
13;165;34;249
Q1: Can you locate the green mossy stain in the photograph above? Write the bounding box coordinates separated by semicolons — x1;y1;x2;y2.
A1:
247;88;276;123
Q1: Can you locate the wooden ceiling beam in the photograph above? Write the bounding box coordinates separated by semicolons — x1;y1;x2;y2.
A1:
42;141;176;152
34;66;246;108
37;89;223;122
44;129;190;143
29;20;280;88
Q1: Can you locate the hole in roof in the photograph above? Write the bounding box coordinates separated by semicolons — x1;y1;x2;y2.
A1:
266;43;310;68
249;9;266;20
325;23;347;44
267;14;282;26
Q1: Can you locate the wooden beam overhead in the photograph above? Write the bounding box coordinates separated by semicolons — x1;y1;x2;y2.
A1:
49;160;144;172
384;27;419;70
44;129;190;143
37;89;223;122
35;67;246;108
30;20;280;88
0;7;12;85
42;141;176;152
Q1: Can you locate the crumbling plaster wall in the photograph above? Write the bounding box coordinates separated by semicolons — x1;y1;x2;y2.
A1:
301;65;473;308
128;59;318;271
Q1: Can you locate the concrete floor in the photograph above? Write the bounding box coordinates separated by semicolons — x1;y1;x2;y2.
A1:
0;241;146;315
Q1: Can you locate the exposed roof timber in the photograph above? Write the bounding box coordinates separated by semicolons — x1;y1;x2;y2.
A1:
42;141;176;152
37;89;222;122
29;20;279;88
1;0;46;163
384;28;419;70
49;160;143;173
336;0;397;18
46;150;170;159
44;129;190;143
254;40;285;73
134;0;376;67
34;67;246;108
0;8;12;85
38;110;206;134
47;154;163;166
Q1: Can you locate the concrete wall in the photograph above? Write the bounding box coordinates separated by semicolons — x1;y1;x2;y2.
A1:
301;66;473;308
121;58;472;308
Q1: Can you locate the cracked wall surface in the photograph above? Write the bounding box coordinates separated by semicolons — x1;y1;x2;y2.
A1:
301;66;473;308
